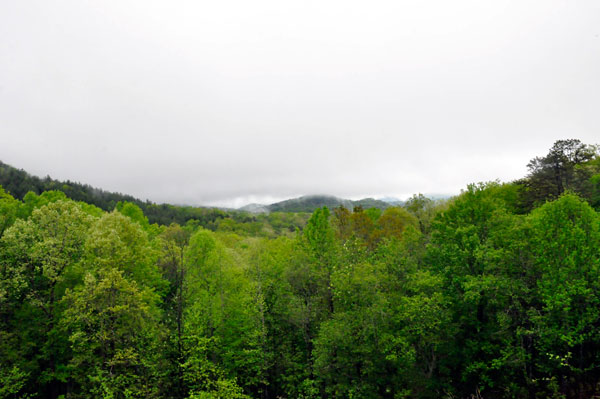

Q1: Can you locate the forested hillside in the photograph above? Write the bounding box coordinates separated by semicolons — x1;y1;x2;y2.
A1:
0;161;311;235
265;195;391;213
1;139;600;399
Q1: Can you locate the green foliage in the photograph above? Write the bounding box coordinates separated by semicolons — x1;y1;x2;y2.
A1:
0;365;30;399
183;229;266;395
0;199;95;396
116;201;162;237
0;186;19;239
83;211;165;293
302;207;336;262
268;195;389;213
527;194;600;393
187;379;250;399
375;206;418;242
19;190;68;219
61;268;162;398
518;139;599;210
2;141;600;399
589;171;600;209
427;182;530;396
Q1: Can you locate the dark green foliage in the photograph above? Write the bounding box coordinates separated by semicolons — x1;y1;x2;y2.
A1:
517;139;599;211
61;269;163;398
0;161;250;229
267;195;390;213
0;161;144;212
350;197;391;210
268;195;354;213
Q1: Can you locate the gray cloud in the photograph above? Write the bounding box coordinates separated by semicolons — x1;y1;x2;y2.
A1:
1;0;599;207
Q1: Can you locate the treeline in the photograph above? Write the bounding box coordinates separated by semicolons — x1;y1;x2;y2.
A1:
264;195;391;213
0;161;145;212
0;161;296;229
1;139;600;399
0;161;309;237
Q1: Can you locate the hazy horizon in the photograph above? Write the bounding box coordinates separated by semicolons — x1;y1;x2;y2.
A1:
0;157;457;208
2;1;598;207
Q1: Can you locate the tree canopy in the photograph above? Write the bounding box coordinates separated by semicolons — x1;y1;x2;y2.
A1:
1;139;600;398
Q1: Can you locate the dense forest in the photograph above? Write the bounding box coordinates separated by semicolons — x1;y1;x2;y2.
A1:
1;139;600;399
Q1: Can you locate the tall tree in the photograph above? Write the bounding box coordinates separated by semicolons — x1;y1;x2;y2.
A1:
427;183;528;397
61;268;163;398
0;200;94;398
527;193;600;397
520;139;598;208
158;223;191;398
183;229;264;397
83;211;165;293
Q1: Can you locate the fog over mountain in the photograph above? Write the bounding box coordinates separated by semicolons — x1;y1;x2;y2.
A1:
1;1;599;207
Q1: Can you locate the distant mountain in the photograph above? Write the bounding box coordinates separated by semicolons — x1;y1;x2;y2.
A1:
239;195;392;214
379;195;453;206
237;194;458;214
378;197;405;206
351;197;392;209
238;203;270;214
426;193;453;200
268;195;353;213
0;160;398;220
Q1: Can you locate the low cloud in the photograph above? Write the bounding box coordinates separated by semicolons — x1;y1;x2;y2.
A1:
1;0;598;207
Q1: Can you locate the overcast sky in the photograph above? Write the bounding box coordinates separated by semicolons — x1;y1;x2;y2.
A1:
1;1;599;207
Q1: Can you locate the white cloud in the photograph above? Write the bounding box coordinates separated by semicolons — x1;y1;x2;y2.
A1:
1;0;598;206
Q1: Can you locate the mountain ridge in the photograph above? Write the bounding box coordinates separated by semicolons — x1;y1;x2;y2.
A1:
0;160;449;221
239;194;393;214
